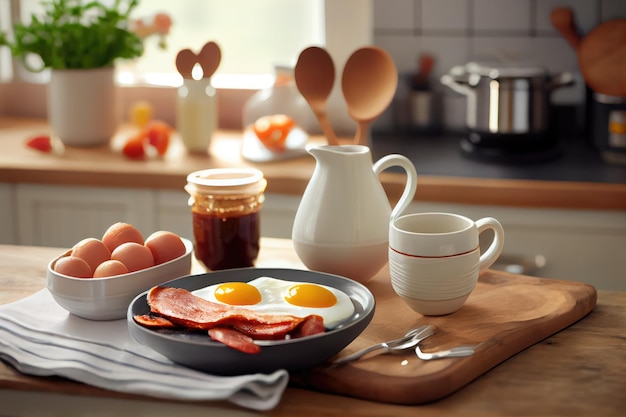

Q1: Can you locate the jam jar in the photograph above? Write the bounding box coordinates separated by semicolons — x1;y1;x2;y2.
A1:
185;168;267;270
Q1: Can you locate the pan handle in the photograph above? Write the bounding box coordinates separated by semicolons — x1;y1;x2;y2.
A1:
440;74;474;96
548;72;576;91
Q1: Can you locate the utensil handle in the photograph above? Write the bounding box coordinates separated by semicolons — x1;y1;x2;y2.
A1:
550;7;581;51
317;114;338;146
332;343;385;365
353;121;368;146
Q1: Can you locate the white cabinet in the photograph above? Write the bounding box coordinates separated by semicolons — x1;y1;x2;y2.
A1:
15;184;154;248
150;191;300;242
154;190;194;241
224;194;626;291
9;185;300;246
6;183;626;291
0;183;16;244
405;201;626;292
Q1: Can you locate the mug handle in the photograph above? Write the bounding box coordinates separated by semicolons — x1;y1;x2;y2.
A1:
373;154;418;222
476;217;505;272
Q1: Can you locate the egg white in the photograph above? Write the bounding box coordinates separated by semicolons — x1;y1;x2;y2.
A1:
192;276;355;329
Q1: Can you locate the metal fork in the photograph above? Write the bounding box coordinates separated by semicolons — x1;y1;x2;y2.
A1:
415;344;476;360
332;324;436;366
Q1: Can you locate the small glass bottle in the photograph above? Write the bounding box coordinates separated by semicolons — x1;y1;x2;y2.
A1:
177;77;217;154
185;168;267;270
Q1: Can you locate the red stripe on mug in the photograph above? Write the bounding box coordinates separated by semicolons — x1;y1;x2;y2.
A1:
389;246;478;258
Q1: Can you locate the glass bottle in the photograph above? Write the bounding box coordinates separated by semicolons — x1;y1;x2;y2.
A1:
177;77;217;154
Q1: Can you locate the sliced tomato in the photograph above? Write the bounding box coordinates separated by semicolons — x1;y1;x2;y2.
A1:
25;135;52;153
146;120;171;156
122;133;147;160
253;114;295;152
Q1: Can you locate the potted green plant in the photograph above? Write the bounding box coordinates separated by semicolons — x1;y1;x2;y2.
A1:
0;0;144;147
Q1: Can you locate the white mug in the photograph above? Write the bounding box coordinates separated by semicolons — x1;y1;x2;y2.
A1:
389;212;505;315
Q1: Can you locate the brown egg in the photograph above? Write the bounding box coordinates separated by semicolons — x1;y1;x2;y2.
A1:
93;259;130;278
71;238;111;274
102;222;144;253
145;231;186;265
54;256;92;278
111;242;155;272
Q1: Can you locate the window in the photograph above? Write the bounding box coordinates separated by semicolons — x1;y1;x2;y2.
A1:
7;0;326;88
1;0;371;126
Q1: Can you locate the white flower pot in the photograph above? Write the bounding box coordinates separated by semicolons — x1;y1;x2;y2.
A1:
48;67;119;147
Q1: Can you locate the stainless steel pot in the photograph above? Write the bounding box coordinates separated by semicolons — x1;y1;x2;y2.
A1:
441;62;574;147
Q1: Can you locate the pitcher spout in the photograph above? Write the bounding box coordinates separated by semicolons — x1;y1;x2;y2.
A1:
307;144;371;159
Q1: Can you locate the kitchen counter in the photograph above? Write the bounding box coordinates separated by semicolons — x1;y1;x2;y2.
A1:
1;118;625;210
1;239;625;416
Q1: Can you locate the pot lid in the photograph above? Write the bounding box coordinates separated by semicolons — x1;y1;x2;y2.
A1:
464;62;548;78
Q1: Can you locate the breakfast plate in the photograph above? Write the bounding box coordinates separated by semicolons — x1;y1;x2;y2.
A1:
127;268;375;375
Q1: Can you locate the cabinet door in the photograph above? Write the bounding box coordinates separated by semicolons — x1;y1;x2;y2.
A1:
155;190;193;241
0;183;16;244
16;184;154;248
261;193;301;239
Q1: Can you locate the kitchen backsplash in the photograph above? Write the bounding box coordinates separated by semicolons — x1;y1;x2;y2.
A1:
372;0;626;132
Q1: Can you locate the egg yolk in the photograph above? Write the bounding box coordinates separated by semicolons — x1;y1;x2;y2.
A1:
214;282;262;305
285;284;337;308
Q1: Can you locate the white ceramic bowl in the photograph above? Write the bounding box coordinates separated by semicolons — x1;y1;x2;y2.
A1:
47;238;193;320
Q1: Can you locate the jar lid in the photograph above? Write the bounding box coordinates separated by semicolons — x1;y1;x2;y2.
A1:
185;168;266;195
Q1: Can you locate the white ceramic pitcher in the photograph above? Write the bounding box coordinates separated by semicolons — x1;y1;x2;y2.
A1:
292;145;417;283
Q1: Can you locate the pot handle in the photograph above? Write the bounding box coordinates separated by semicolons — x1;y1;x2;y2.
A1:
440;74;474;96
548;72;575;91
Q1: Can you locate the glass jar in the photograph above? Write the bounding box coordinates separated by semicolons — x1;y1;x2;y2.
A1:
177;77;217;154
185;168;267;270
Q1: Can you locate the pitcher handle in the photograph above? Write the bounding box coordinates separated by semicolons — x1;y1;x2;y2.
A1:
373;154;418;222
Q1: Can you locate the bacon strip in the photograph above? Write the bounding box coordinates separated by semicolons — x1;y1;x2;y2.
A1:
291;314;325;338
133;314;177;328
136;286;327;353
147;286;305;338
209;327;261;354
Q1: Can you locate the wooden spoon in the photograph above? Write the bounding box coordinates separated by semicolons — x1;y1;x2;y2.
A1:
341;46;398;145
175;49;196;79
294;46;338;146
579;19;626;97
550;8;582;50
198;41;222;80
551;7;626;96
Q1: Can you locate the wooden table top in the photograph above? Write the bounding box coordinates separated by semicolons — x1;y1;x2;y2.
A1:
2;117;625;210
0;239;625;416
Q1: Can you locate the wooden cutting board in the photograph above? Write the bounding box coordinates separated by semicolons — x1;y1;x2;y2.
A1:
291;269;597;404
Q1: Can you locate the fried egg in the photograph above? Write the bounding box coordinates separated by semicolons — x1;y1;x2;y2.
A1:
192;277;355;329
